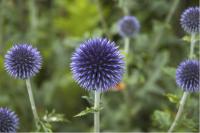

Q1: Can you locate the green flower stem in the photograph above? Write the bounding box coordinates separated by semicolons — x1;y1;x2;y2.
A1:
94;91;100;133
95;0;110;38
26;79;39;127
119;0;129;15
152;0;179;51
168;92;189;133
168;34;196;132
124;37;130;56
124;37;130;77
189;34;196;59
0;0;5;53
122;37;132;129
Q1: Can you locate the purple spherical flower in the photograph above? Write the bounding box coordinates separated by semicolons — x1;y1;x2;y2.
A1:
4;44;42;79
176;60;199;92
0;108;19;132
71;38;124;92
180;7;200;34
118;16;140;37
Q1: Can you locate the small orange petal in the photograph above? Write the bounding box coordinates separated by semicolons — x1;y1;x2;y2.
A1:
113;82;126;91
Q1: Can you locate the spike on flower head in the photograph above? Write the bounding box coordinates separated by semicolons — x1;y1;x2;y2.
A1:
71;38;124;92
180;7;200;34
176;60;200;92
4;44;42;79
118;16;140;37
0;108;19;132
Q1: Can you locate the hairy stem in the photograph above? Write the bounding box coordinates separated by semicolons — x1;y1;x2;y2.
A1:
124;37;130;77
189;34;196;59
26;79;39;127
95;0;110;38
119;0;129;15
0;0;5;55
94;91;100;133
168;92;189;132
124;37;130;55
152;0;180;51
28;0;38;43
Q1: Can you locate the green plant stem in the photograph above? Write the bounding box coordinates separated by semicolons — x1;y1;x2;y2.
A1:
124;37;130;56
94;91;100;133
168;92;189;133
119;0;129;15
123;37;132;129
189;34;196;59
95;0;110;38
0;0;5;54
28;0;37;43
28;0;37;31
124;37;130;77
152;0;179;51
168;34;196;132
26;79;39;126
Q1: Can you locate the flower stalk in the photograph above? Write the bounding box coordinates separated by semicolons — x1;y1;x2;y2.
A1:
26;79;39;127
94;91;100;133
124;37;130;76
189;34;196;59
168;92;189;132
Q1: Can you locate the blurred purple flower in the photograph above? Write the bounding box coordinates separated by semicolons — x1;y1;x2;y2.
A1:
4;44;42;79
118;16;140;37
0;108;19;132
180;7;200;34
71;38;124;92
176;60;199;92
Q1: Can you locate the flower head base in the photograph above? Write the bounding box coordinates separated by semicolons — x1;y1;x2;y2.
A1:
71;38;124;92
176;60;199;92
4;44;42;79
180;7;200;34
118;16;140;37
0;108;19;132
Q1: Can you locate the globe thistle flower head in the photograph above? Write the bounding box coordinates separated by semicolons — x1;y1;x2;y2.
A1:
180;7;200;34
0;108;19;132
118;16;140;37
176;60;199;92
4;44;42;79
71;38;124;92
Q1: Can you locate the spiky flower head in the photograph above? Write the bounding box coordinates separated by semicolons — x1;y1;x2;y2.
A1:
4;44;42;79
176;60;199;92
71;38;124;92
0;108;19;132
118;16;140;37
180;7;200;34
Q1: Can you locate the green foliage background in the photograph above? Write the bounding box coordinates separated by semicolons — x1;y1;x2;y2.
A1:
0;0;199;132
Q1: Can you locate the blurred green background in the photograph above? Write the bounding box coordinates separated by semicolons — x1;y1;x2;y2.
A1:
0;0;199;132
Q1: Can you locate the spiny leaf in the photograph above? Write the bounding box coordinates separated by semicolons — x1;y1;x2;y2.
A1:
165;93;179;103
182;35;191;42
81;95;93;105
43;110;69;123
74;107;103;117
